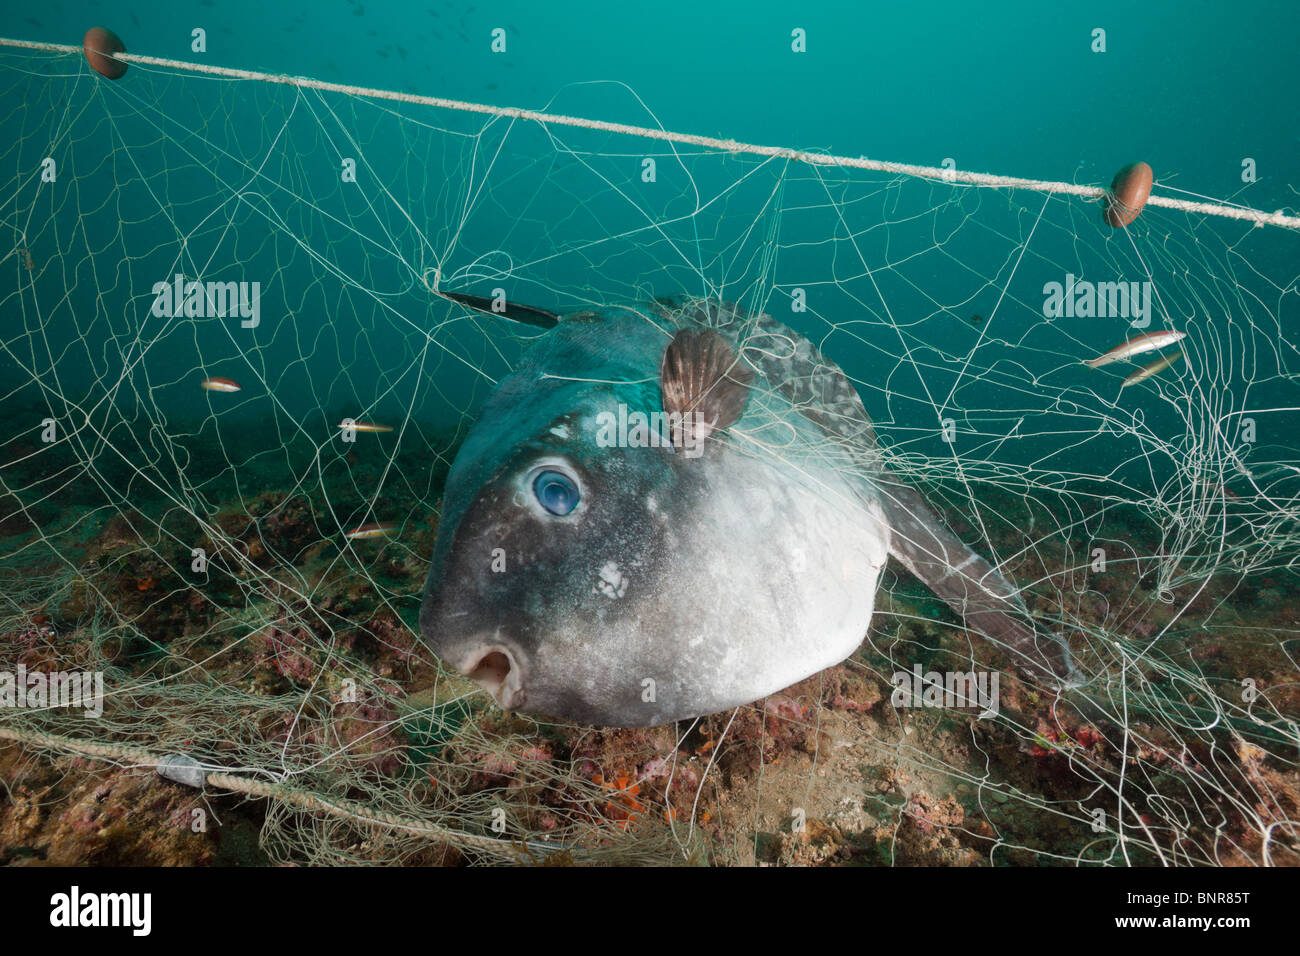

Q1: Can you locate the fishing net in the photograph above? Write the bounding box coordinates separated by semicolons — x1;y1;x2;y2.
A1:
1;41;1297;866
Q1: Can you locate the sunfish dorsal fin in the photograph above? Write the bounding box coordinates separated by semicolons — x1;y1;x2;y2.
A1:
659;328;753;451
436;290;559;330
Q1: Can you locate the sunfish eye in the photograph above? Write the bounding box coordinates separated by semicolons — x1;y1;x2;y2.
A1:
533;469;580;516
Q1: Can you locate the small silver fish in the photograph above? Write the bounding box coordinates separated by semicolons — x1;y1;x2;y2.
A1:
418;296;1077;727
345;521;396;540
200;376;241;392
1121;350;1182;388
1083;330;1185;368
339;419;393;433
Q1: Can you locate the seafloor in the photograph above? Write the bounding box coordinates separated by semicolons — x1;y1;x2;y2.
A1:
1;415;1297;866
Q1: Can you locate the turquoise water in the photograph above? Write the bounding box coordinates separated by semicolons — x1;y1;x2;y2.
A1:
11;0;1299;203
2;2;1298;548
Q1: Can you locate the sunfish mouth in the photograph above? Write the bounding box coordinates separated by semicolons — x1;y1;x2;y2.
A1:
454;640;526;711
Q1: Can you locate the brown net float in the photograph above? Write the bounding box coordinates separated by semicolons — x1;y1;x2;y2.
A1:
83;26;127;80
1103;161;1153;227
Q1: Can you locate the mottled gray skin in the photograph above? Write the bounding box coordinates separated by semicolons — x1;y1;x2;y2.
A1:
419;299;1074;727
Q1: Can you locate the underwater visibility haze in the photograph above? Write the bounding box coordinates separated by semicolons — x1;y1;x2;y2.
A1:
0;0;1297;874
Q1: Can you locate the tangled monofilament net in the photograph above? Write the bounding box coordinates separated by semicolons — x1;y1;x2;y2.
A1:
0;41;1297;866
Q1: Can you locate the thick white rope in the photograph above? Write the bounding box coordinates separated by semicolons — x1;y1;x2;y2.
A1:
4;36;1299;231
0;724;549;861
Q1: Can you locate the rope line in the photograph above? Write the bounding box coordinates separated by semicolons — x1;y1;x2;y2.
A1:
0;725;541;862
4;36;1298;231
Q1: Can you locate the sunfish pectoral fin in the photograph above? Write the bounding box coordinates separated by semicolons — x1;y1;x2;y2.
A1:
878;480;1082;690
435;290;560;330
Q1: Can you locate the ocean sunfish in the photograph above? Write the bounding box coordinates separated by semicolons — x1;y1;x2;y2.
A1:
418;296;1077;727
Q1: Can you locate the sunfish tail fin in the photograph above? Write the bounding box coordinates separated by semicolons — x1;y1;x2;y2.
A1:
877;480;1080;689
